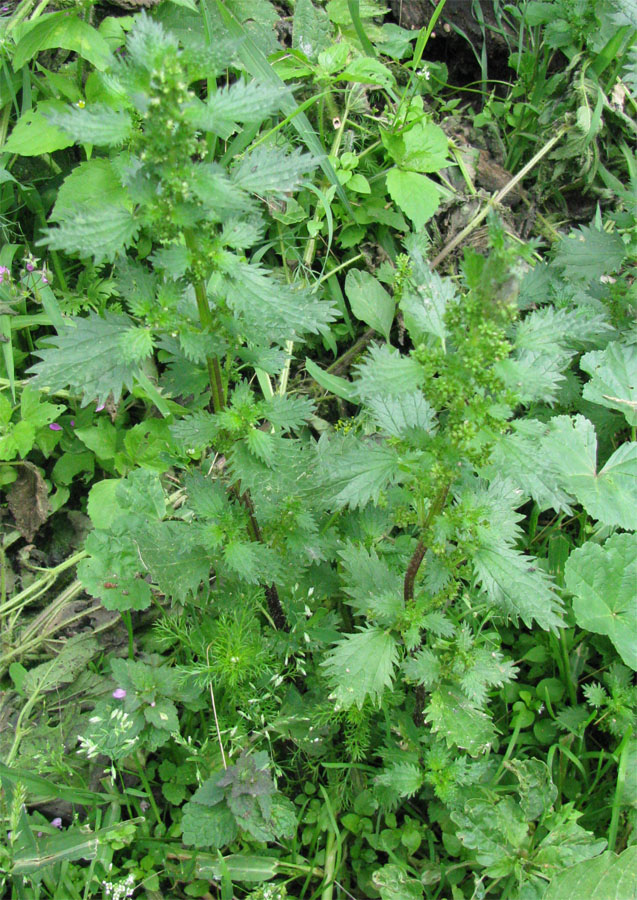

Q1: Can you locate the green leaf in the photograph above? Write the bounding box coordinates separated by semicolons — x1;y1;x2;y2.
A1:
232;145;317;195
320;434;404;508
196;854;277;883
400;121;450;173
39;202;139;263
374;763;424;799
4;101;75;156
182;801;239;849
144;698;180;732
322;626;398;709
580;341;637;426
339;57;395;89
339;542;403;625
54;159;131;217
185;81;290;138
553;224;626;282
543;416;637;530
365;391;437;440
425;684;496;755
79;530;152;611
399;266;454;347
86;479;122;530
44;104;132;146
371;863;424;900
386;168;440;230
23;635;98;695
28;312;143;406
565;533;637;670
134;521;210;602
293;0;332;59
13;11;113;71
353;343;425;399
542;847;637;900
305;358;358;402
345;269;394;340
75;419;119;460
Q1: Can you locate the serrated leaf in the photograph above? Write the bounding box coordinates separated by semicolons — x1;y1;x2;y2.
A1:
345;269;395;340
40;202;139;263
580;341;637;426
425;684;496;755
353;343;425;399
232;145;317;195
542;846;637;900
553;224;626;282
565;533;637;670
261;394;315;432
375;763;424;799
365;391;437;439
54;159;130;218
185;81;289;139
28;312;142;406
181;801;238;849
322;626;398;709
134;521;210;602
293;0;332;59
386;169;440;231
399;267;454;347
339;542;403;624
472;543;563;631
321;435;404;508
44;104;132;146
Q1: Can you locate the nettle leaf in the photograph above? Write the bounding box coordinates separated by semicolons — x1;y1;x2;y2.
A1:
44;104;132;146
293;0;331;59
39;202;139;263
319;433;404;509
345;269;395;340
580;341;637;426
553;223;626;282
353;343;425;400
322;626;398;709
170;411;218;452
488;420;575;514
365;391;437;440
374;763;424;799
542;415;637;530
399;266;454;347
472;543;563;631
28;312;142;406
565;533;637;670
134;521;211;602
181;801;238;849
425;684;496;755
496;349;569;405
185;81;290;138
223;540;283;585
261;394;315;432
232;146;317;195
339;542;403;625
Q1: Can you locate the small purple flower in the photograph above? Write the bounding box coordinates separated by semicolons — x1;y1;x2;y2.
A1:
41;275;49;284
70;420;75;427
49;423;62;431
96;403;105;412
26;262;35;272
112;688;127;700
0;265;10;284
51;818;63;829
37;831;43;837
150;701;156;707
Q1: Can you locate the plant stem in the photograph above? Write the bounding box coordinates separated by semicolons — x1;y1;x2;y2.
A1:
403;484;450;602
135;753;162;827
608;725;632;852
122;610;135;659
185;236;288;630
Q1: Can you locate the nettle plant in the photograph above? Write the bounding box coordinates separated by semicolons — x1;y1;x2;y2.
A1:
24;9;637;894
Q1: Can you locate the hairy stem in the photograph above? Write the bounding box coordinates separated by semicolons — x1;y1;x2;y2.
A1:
403;484;450;602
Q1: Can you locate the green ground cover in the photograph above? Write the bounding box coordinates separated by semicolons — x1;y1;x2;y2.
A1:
0;0;636;897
